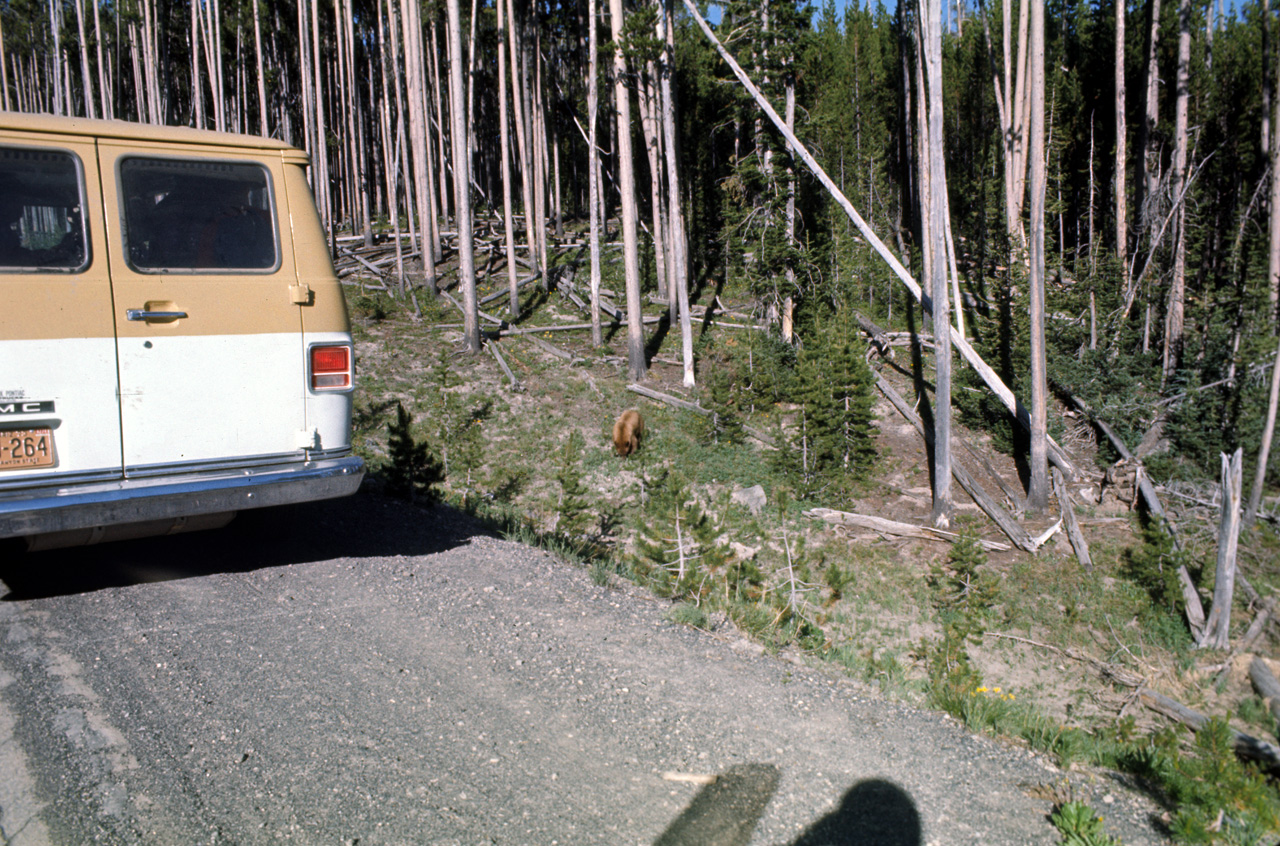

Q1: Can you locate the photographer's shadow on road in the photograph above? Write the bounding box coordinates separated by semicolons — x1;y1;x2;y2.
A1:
790;779;922;846
0;490;481;600
653;767;921;846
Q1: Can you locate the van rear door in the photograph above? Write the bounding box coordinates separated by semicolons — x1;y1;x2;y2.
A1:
96;141;307;473
0;134;121;487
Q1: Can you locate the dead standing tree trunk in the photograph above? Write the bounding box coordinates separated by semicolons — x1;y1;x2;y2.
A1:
506;0;539;286
609;0;648;382
1200;448;1243;650
445;0;480;352
497;0;520;320
1028;0;1050;512
401;0;439;294
588;0;604;347
1115;0;1128;274
1162;0;1191;385
923;0;953;527
660;0;694;387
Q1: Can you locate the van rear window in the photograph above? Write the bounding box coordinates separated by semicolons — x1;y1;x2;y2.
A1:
120;158;278;272
0;147;89;272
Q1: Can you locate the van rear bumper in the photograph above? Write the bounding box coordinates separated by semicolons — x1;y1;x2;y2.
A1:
0;455;365;540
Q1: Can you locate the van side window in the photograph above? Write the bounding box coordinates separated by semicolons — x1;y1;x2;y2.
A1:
0;147;89;272
120;157;278;272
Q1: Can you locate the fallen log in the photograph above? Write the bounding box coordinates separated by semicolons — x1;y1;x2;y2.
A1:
1139;686;1280;774
875;373;1040;553
627;383;702;413
439;290;505;328
523;334;580;363
1237;598;1277;657
337;245;389;279
486;341;522;391
500;316;663;336
479;273;539;307
1249;657;1280;733
806;508;1011;552
1053;467;1093;571
854;310;895;359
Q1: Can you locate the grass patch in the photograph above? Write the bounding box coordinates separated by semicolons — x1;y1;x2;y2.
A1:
347;278;1280;845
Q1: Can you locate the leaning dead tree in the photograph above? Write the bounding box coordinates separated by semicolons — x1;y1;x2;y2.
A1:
681;0;1077;482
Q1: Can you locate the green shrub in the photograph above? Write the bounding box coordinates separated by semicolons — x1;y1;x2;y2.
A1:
1050;800;1121;846
555;431;591;539
383;402;444;504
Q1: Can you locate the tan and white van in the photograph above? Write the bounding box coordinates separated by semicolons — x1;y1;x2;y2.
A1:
0;113;363;550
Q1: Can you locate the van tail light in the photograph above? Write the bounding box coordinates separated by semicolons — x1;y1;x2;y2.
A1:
310;344;352;390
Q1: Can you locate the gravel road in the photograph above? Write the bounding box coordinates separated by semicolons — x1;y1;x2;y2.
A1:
0;493;1166;845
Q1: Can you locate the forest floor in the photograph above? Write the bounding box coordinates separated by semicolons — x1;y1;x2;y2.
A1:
340;240;1280;838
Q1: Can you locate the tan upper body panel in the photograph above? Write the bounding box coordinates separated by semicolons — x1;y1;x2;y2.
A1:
96;136;302;339
282;161;349;335
0;129;113;341
0;114;347;339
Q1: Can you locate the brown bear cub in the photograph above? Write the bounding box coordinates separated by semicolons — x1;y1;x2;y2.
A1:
612;409;644;457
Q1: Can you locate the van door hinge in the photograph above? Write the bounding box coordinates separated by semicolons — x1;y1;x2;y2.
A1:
289;283;313;305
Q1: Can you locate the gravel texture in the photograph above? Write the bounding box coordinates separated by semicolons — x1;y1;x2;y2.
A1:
0;494;1167;845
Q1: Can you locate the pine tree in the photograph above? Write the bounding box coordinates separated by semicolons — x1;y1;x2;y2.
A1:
629;470;730;600
555;431;591;539
699;365;747;445
773;319;879;501
384;402;445;504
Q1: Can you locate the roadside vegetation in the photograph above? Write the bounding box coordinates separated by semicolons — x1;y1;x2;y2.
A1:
346;255;1280;845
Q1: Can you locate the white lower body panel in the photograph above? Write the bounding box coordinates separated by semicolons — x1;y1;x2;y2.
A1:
117;332;305;468
0;337;122;482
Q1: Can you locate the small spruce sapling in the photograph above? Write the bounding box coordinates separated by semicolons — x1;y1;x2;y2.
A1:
699;365;746;445
630;470;728;600
423;348;490;507
771;319;878;502
555;431;591;540
384;402;445;504
928;531;999;691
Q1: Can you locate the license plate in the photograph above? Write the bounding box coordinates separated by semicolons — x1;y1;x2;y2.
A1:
0;428;56;470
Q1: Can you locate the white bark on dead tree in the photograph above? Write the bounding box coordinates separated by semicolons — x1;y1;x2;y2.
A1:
610;0;648;381
1201;448;1244;650
1029;0;1050;512
506;0;539;284
1115;0;1128;272
924;0;953;528
588;0;604;347
1163;0;1191;384
497;0;520;320
660;0;694;387
445;0;480;352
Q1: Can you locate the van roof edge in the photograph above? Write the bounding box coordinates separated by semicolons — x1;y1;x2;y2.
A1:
0;113;297;153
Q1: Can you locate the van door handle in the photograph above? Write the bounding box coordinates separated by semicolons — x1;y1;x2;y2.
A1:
126;309;188;321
